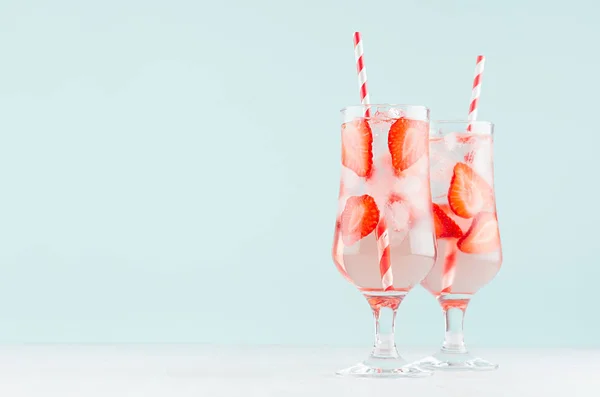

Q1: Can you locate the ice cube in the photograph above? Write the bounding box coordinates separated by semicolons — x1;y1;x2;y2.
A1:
370;121;389;157
429;153;454;186
368;107;407;128
365;153;395;209
386;199;412;232
410;187;432;218
386;199;411;246
393;175;422;197
340;165;363;194
338;166;365;214
408;219;436;257
368;110;390;125
443;132;460;151
387;107;405;119
470;140;494;185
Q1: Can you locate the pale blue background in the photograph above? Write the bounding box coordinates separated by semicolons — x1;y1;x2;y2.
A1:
0;0;597;347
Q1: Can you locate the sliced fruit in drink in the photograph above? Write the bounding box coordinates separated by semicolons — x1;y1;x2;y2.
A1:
448;162;494;218
340;194;380;246
457;212;500;254
436;203;471;232
388;118;428;174
432;203;463;239
341;118;373;177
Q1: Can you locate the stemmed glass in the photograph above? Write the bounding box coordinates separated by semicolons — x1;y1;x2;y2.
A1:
332;104;436;377
419;120;502;370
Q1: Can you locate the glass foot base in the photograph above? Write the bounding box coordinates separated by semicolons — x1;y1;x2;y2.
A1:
418;351;498;371
336;357;432;378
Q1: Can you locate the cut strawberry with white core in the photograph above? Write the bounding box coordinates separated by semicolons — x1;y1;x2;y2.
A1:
340;194;380;246
448;162;494;218
457;212;500;254
388;118;428;174
341;119;373;177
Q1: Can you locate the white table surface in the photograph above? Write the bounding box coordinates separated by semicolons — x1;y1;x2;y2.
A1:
0;345;597;396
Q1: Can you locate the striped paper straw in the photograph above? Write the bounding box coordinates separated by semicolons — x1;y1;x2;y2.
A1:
467;55;485;129
377;218;393;291
352;32;392;291
353;32;371;117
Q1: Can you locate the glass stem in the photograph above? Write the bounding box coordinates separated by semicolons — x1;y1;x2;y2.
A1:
366;295;403;359
439;296;470;354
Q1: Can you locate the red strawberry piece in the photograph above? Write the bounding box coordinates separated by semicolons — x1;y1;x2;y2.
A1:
341;118;373;177
437;203;471;231
388;118;429;174
432;203;463;239
448;162;494;218
340;195;380;246
457;212;501;254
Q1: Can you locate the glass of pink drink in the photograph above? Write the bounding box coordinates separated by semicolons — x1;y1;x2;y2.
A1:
420;120;502;370
332;104;436;377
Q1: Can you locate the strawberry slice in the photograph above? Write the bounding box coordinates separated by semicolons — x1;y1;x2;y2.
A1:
340;195;380;246
448;162;494;218
388;118;429;174
457;212;501;254
432;203;463;239
341;118;373;177
437;203;471;232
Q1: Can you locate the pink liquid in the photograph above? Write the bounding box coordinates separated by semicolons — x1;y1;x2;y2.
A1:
333;113;436;292
339;226;437;292
421;133;502;296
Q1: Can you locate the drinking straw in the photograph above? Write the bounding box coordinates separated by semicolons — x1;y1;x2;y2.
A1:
467;55;485;130
443;55;486;290
353;32;371;118
353;32;393;291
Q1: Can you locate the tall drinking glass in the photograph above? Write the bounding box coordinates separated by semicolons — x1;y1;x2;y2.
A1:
420;120;502;370
332;104;436;377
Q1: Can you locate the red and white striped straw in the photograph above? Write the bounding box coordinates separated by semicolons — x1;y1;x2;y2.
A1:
467;55;485;126
352;32;392;291
353;32;371;118
376;219;393;291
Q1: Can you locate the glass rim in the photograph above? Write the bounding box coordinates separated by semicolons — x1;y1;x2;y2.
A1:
340;104;430;113
433;120;493;126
